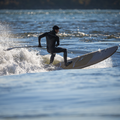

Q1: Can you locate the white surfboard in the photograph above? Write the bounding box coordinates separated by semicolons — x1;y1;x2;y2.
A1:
55;46;118;69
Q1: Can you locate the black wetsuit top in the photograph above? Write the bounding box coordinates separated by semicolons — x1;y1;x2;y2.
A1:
38;30;60;53
38;30;72;66
38;30;67;55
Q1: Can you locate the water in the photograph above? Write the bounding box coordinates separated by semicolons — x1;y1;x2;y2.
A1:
0;9;120;120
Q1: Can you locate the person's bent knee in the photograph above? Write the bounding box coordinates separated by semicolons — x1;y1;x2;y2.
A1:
53;53;56;57
52;53;56;57
63;48;67;53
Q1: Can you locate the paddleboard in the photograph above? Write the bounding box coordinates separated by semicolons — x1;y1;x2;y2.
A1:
55;46;118;69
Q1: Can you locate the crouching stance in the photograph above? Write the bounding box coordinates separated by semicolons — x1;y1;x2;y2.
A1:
38;25;72;66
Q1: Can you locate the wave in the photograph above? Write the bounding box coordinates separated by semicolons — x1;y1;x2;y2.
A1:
0;24;63;76
58;32;88;37
10;32;119;42
0;23;115;76
0;44;65;76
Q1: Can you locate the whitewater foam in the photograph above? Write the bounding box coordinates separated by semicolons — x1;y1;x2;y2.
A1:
84;57;113;69
0;47;44;76
58;31;88;37
0;23;114;76
0;24;59;76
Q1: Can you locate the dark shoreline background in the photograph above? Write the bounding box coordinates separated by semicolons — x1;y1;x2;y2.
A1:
0;0;120;9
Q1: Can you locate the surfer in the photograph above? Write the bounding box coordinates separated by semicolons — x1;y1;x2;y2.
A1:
38;25;72;66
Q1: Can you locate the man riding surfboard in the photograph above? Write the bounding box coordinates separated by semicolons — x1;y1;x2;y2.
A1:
38;25;72;66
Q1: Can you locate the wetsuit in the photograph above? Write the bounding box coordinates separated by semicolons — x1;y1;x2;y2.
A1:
38;30;68;65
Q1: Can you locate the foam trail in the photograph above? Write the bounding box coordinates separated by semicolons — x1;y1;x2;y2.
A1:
84;57;113;69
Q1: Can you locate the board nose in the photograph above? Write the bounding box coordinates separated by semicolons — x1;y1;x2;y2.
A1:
111;46;118;51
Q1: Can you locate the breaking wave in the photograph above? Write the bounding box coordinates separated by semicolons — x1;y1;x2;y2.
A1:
0;24;63;76
0;23;114;76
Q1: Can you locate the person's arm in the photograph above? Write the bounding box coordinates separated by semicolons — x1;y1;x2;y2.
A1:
56;36;60;47
38;33;47;47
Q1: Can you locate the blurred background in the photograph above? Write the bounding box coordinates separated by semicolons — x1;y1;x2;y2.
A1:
0;0;120;9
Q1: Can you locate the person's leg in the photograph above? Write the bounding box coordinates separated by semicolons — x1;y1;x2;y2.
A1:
63;48;67;65
63;49;72;66
53;47;72;66
50;53;56;64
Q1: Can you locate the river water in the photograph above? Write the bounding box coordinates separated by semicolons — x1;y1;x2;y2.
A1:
0;10;120;120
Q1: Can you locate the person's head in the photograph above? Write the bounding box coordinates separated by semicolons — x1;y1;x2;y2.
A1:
53;25;60;33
